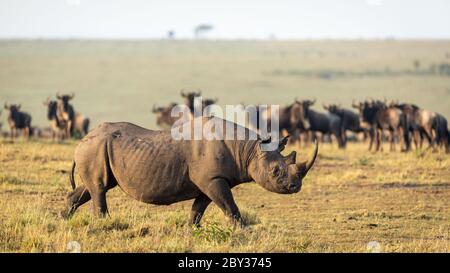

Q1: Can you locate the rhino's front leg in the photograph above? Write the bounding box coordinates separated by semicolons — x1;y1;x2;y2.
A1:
190;194;212;227
197;178;245;227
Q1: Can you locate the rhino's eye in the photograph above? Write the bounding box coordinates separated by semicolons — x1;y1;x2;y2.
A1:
271;166;281;177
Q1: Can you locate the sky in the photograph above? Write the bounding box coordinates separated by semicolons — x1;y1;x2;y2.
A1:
1;0;450;39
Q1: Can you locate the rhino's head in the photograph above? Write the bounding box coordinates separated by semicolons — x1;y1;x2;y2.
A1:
248;136;318;194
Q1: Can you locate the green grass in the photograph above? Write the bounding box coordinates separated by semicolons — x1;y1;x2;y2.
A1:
0;139;448;253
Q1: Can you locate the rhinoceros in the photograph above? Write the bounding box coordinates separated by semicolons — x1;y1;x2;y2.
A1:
64;117;318;227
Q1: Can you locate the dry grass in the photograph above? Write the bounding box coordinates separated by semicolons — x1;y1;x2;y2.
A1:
0;139;448;253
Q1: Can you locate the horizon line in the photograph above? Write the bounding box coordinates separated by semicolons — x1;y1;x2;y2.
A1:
1;37;450;42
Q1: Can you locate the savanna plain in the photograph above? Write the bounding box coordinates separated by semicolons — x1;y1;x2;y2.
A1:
0;40;449;252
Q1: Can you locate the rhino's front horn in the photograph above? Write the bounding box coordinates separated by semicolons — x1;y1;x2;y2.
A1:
297;138;319;177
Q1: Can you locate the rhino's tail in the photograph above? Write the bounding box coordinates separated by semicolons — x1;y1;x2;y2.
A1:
70;161;76;190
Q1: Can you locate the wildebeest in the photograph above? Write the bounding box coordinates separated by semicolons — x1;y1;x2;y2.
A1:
353;100;405;152
72;113;90;138
181;90;202;114
4;103;32;140
45;96;89;139
202;97;218;117
56;93;76;138
240;104;298;145
323;104;365;147
43;98;65;140
152;103;180;130
63;117;318;227
432;113;449;153
392;103;420;151
291;99;344;148
392;102;450;152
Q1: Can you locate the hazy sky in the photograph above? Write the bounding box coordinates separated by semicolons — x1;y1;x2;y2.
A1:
1;0;450;39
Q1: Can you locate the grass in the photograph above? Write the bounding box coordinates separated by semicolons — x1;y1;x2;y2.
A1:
0;138;448;253
0;40;449;252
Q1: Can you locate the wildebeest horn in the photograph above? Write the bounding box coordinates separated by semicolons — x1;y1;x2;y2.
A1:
4;102;9;109
180;89;186;97
69;93;75;100
56;92;62;99
297;138;319;178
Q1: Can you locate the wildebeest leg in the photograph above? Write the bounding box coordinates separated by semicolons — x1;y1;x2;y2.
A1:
412;130;419;150
10;127;16;140
63;186;91;218
190;194;212;227
24;127;30;140
197;178;244;227
389;129;395;152
375;128;382;152
341;130;347;148
368;128;374;151
68;120;73;138
421;128;433;149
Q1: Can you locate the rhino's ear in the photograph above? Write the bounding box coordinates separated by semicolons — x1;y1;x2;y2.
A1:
284;151;297;165
278;135;289;152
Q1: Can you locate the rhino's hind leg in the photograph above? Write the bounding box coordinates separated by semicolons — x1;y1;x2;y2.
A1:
62;186;91;219
190;194;212;227
91;190;109;217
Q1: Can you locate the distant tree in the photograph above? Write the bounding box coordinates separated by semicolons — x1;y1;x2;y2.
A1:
194;24;214;39
167;30;175;39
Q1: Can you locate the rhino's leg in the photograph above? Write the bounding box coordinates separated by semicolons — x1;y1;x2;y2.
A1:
190;194;212;227
197;178;245;227
63;186;91;219
91;190;109;217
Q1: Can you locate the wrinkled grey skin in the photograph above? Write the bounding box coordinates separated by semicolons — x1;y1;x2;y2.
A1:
64;118;318;227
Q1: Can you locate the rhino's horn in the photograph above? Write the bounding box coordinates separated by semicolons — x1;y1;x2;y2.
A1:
297;138;319;177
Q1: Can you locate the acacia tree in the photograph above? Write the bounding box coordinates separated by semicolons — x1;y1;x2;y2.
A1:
194;24;214;39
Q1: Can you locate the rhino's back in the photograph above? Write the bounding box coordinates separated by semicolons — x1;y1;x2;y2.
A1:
76;122;200;204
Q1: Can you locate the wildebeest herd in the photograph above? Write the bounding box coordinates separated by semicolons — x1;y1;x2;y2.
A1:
3;91;448;153
1;93;90;141
3;91;450;152
151;91;450;153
